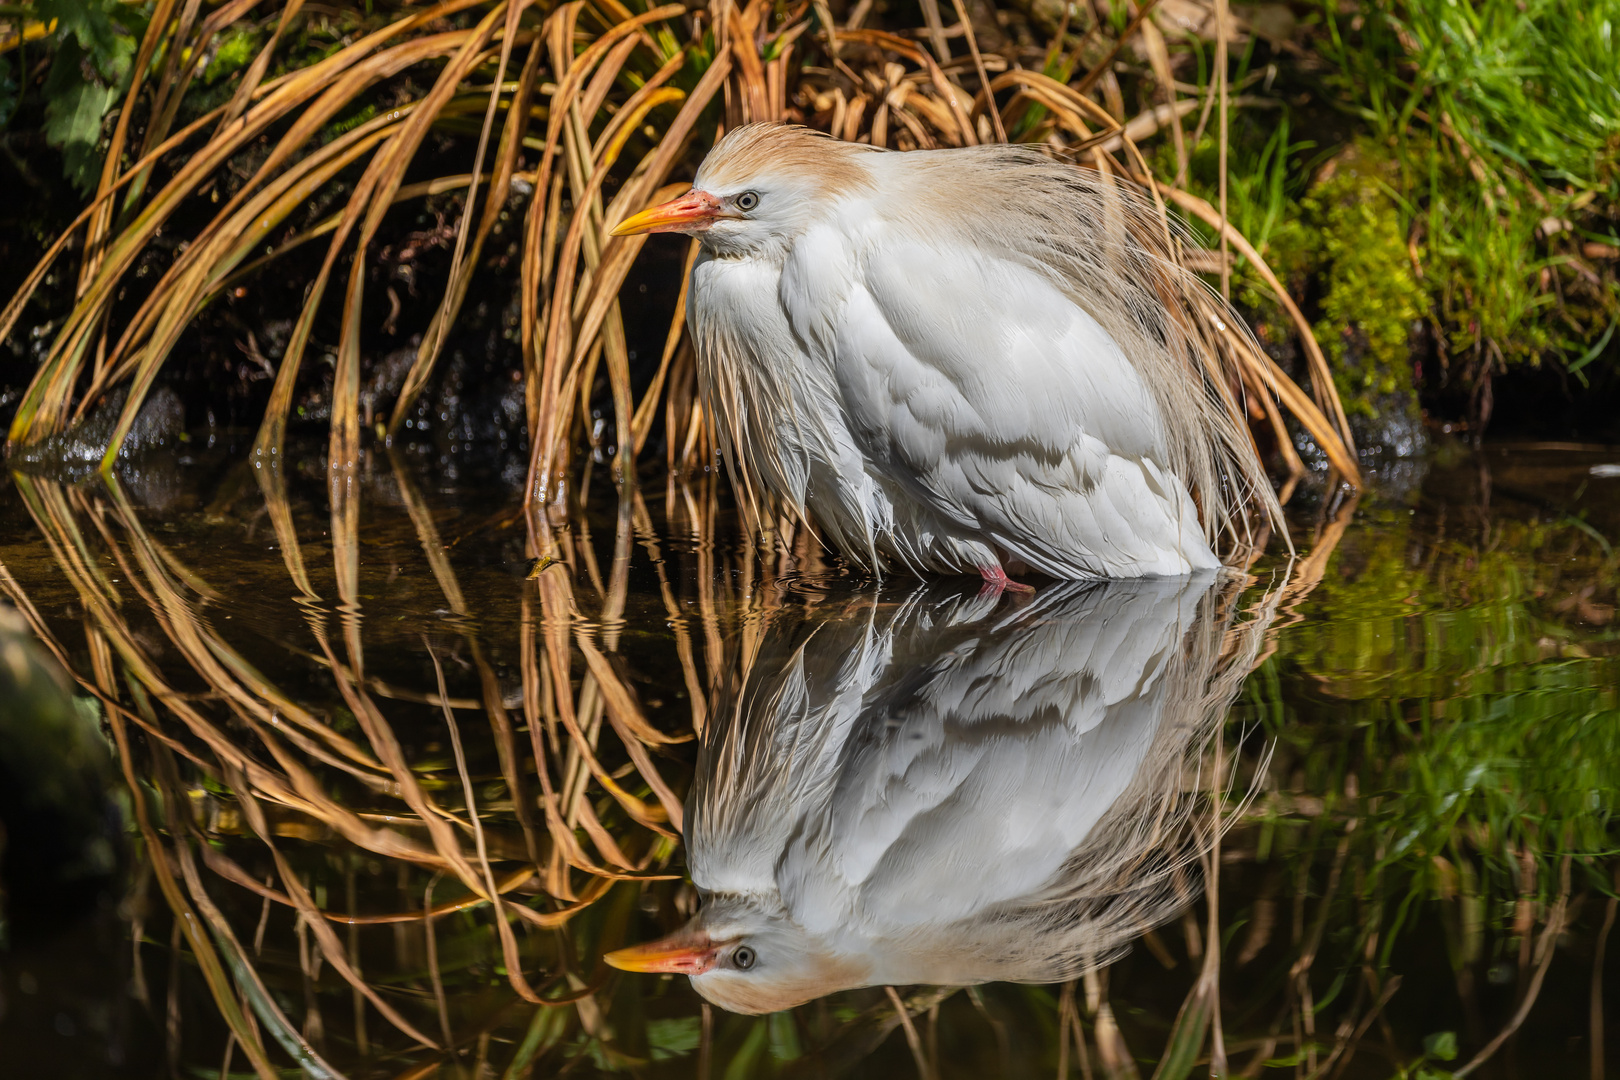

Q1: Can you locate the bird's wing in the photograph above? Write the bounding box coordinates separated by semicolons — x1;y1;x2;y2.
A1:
782;225;1214;577
776;575;1214;937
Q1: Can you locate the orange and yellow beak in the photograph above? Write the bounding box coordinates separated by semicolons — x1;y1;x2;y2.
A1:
604;926;719;976
610;189;723;237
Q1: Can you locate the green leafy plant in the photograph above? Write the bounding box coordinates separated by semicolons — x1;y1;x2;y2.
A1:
33;0;143;190
1318;0;1620;383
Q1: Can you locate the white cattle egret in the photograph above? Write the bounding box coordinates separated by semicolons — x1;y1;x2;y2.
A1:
605;575;1268;1013
614;125;1281;587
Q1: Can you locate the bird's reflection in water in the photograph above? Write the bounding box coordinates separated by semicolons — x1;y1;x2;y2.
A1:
609;572;1273;1014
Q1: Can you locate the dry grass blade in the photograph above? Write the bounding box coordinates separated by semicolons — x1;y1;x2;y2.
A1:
78;0;180;295
388;34;543;435
533;43;691;460
1161;187;1360;467
525;15;721;499
138;0;262;178
203;846;537;925
11;7;487;447
1072;0;1163;96
1452;861;1571;1078
220;0;308;128
972;68;1120;132
104;707;282;1080
835;28;976;144
1199;298;1359;482
8;0;495;450
426;640;547;1004
100;93;475;402
631;240;702;454
161;758;350;1080
7;0;1359;527
225;762;446;1049
326;6;519;480
1138;15;1187;183
5;430;708;1071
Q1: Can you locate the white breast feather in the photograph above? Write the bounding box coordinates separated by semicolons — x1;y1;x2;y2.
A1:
690;252;895;564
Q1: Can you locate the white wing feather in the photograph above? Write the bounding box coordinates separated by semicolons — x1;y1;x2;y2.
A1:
773;577;1210;937
781;223;1217;577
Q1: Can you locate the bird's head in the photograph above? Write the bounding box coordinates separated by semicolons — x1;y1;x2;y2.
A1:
611;124;873;259
603;893;871;1014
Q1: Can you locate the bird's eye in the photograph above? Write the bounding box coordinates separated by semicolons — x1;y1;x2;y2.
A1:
732;946;757;970
734;191;760;212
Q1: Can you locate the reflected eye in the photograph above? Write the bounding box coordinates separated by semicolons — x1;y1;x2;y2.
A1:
734;191;760;212
732;945;757;970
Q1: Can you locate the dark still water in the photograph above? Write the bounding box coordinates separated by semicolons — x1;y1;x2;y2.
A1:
0;440;1616;1079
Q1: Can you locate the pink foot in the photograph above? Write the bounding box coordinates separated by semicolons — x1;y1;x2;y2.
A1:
978;563;1036;597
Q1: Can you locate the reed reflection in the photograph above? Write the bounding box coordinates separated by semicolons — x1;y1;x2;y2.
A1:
0;455;714;1074
611;572;1271;1014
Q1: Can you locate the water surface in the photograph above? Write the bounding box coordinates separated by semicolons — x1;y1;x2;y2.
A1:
0;440;1616;1079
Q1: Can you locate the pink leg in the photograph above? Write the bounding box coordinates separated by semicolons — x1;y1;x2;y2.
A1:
978;563;1036;596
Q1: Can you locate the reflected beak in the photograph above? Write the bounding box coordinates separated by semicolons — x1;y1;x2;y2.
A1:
610;189;723;237
604;926;719;975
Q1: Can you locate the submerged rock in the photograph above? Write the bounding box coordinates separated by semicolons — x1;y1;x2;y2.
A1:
359;340;421;428
11;385;185;470
0;606;123;933
396;343;530;490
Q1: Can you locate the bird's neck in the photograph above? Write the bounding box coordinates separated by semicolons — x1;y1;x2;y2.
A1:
697;233;793;264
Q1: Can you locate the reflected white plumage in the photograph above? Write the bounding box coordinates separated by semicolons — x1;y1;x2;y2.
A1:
614;125;1281;586
605;577;1267;1013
